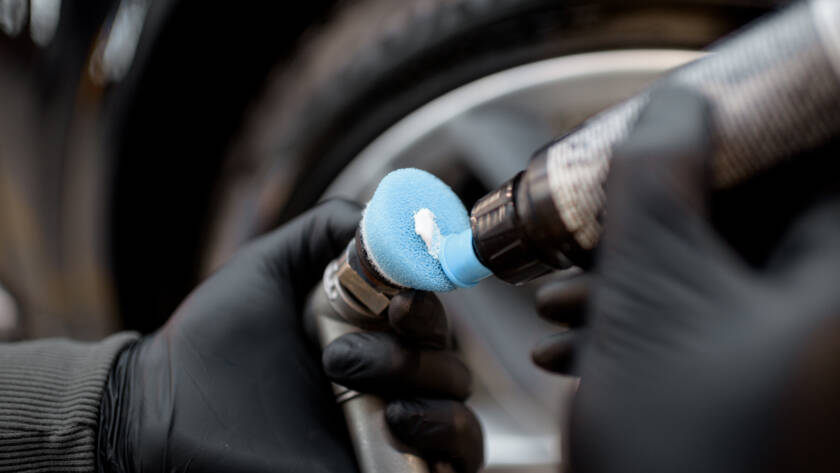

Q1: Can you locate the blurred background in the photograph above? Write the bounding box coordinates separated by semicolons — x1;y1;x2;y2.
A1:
0;0;789;470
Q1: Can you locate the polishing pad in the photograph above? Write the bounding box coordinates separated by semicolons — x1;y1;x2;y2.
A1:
361;168;471;291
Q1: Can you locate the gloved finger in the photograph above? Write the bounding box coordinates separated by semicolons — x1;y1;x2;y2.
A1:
536;276;589;327
248;199;362;296
531;330;582;375
388;291;448;349
386;398;484;473
323;332;471;400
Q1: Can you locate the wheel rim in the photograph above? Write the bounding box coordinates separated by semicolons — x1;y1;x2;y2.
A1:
322;49;704;471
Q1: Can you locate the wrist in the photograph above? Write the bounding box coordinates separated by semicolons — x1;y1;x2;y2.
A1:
97;339;141;473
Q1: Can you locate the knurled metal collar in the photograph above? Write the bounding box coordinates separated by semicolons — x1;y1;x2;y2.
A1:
322;242;393;328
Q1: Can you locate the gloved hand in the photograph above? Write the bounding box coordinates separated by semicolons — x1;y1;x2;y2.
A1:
536;87;840;473
97;200;482;473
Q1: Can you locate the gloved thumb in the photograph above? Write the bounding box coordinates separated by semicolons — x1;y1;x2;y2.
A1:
600;86;717;264
246;199;362;297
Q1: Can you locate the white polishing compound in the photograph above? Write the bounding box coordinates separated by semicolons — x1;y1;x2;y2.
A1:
413;208;443;259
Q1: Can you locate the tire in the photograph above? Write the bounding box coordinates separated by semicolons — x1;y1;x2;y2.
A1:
202;0;786;271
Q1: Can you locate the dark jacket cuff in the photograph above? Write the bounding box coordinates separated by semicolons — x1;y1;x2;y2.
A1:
0;332;138;472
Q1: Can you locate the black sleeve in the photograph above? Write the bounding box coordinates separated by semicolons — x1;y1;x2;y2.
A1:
0;333;138;473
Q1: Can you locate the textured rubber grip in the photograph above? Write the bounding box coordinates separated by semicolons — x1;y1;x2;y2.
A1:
546;0;840;251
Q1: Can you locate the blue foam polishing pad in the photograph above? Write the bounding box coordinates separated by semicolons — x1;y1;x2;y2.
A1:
361;168;489;292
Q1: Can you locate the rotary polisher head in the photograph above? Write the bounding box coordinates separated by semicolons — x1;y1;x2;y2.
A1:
360;168;490;292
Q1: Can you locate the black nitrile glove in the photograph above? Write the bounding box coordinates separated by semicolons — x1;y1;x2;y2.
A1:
97;200;482;473
540;87;840;473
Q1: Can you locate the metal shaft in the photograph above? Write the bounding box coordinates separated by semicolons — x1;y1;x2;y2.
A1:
305;254;430;473
545;0;840;252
